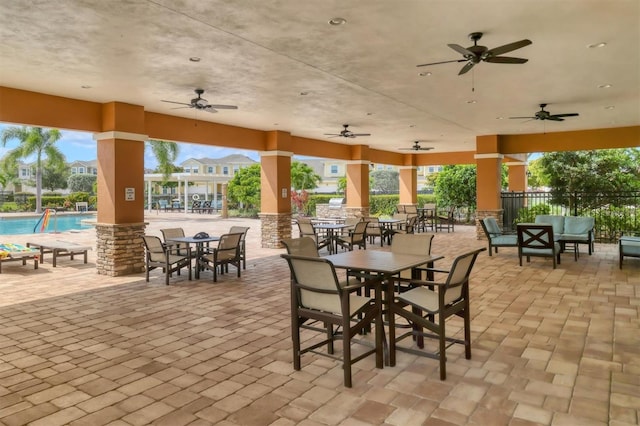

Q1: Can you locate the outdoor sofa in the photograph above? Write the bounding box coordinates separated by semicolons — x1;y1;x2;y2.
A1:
534;215;595;259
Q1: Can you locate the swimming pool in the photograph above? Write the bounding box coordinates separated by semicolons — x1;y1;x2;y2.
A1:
0;214;96;235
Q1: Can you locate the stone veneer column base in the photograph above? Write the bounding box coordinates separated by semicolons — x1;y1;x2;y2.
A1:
260;212;292;248
96;222;147;276
344;206;370;219
475;209;504;240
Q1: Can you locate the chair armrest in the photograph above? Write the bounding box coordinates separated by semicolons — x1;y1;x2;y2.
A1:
394;277;446;288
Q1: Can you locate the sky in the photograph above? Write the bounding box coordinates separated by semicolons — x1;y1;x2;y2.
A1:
0;123;260;169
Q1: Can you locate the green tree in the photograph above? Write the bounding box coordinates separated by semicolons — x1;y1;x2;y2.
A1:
148;140;179;184
527;157;548;189
434;165;477;219
1;126;65;213
227;163;261;210
539;149;640;208
68;174;97;193
42;159;70;192
0;158;19;193
370;170;399;193
290;161;321;191
337;176;347;194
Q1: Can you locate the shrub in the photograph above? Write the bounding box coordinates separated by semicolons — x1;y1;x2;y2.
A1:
514;203;551;225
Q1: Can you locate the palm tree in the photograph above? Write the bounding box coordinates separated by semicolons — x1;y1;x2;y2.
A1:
148;140;179;183
1;126;65;213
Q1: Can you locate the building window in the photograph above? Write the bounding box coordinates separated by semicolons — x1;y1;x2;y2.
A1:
21;169;29;177
233;166;240;174
71;167;77;174
79;167;85;174
330;165;338;174
192;167;199;174
223;166;229;175
428;167;435;173
184;167;190;173
208;166;214;173
377;165;383;170
93;168;97;175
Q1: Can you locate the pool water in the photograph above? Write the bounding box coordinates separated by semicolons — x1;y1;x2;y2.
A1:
0;214;96;235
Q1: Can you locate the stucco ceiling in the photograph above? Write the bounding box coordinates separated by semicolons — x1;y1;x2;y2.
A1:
0;0;638;156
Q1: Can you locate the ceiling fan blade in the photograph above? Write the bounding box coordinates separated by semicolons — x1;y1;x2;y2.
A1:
458;61;475;75
201;107;218;113
486;39;532;56
509;116;536;119
485;56;528;64
545;116;564;121
208;104;238;110
416;59;466;67
161;100;191;106
351;133;371;137
448;43;474;56
550;113;579;118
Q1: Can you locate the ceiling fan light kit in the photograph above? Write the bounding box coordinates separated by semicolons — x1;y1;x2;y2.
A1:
509;103;579;121
323;124;371;139
399;141;434;151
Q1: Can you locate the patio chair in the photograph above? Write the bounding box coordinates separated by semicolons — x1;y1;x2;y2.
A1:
229;226;250;269
297;221;329;252
281;237;321;257
516;223;561;269
391;233;435;285
436;207;455;232
335;220;368;252
197;232;243;282
419;203;437;232
160;227;185;254
619;235;640;269
0;243;39;273
281;254;383;387
142;235;191;285
480;217;517;256
363;217;384;247
390;247;485;380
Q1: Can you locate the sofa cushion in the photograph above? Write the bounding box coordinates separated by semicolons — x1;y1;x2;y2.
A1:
522;242;561;256
535;215;565;235
492;235;518;246
564;216;594;235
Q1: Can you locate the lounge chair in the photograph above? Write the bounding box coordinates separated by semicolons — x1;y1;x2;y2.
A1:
0;243;39;273
26;240;91;267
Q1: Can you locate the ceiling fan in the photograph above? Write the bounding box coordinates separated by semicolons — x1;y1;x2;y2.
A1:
324;124;371;138
417;32;532;75
510;103;580;121
399;141;434;151
161;88;238;113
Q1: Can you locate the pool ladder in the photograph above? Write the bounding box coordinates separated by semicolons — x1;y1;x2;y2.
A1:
33;208;58;233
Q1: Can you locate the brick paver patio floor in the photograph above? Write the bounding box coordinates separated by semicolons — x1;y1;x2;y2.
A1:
0;213;638;425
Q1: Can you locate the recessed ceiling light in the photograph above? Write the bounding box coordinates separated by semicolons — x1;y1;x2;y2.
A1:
604;105;615;110
496;116;504;120
328;17;346;25
81;85;91;89
189;57;201;62
587;42;607;48
598;84;612;89
419;72;432;77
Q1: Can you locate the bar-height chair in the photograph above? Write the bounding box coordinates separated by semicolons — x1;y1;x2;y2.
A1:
391;233;435;286
198;232;243;282
142;235;191;285
229;226;250;269
335;220;368;252
436;207;455;232
281;237;321;257
281;254;383;388
390;247;485;380
516;223;561;269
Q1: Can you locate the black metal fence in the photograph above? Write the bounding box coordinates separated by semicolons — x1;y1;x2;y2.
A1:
501;191;640;243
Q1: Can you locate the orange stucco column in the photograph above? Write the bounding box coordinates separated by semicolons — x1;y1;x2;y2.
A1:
505;162;527;192
94;102;147;275
475;135;504;239
346;161;370;209
399;166;418;205
259;145;292;248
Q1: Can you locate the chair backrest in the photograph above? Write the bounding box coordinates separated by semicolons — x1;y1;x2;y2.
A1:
158;200;168;208
392;212;408;222
363;217;381;235
350;221;369;242
344;217;360;228
142;235;166;262
282;254;341;314
443;248;484;304
297;221;317;238
229;226;250;242
482;217;502;237
281;237;319;257
517;224;555;251
217;233;243;255
391;233;434;256
404;205;418;215
160;228;185;242
202;200;211;208
534;215;565;235
192;200;201;208
395;205;405;214
405;215;418;233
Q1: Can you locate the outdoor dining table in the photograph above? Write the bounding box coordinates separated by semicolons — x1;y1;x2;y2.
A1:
377;218;403;244
166;235;220;279
417;206;436;232
313;223;350;254
323;249;444;366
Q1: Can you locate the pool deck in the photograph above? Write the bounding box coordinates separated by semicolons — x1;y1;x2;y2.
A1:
0;213;638;425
